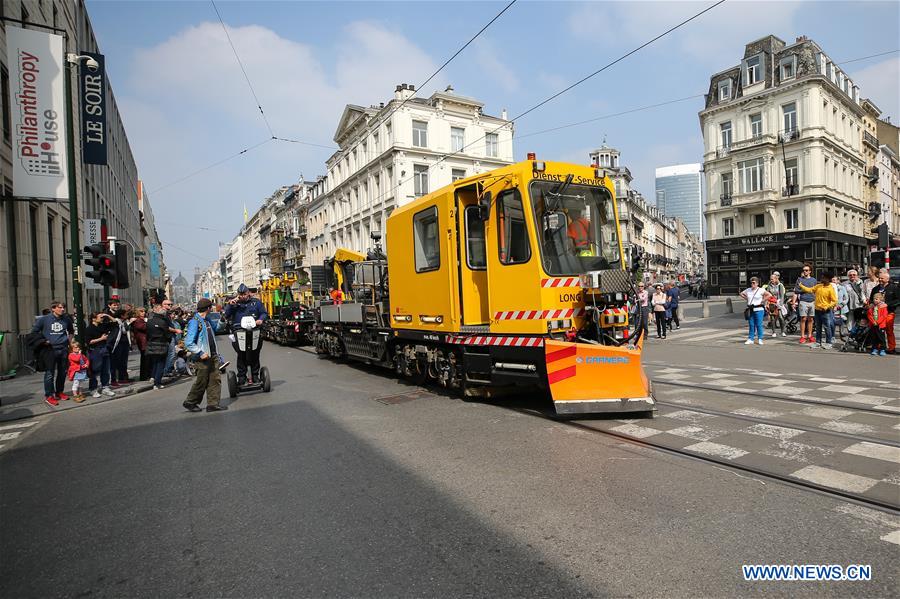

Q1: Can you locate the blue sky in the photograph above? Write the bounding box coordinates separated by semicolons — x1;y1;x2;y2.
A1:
85;0;900;278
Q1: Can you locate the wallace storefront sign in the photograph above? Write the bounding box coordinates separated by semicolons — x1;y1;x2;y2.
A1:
709;231;806;249
5;26;69;200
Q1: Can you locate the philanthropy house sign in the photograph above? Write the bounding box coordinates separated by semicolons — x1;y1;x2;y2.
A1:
6;26;69;200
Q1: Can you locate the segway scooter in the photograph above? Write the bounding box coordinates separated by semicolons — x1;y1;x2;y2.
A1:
227;316;272;398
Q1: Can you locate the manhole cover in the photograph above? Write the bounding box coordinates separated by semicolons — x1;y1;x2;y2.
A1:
374;391;428;405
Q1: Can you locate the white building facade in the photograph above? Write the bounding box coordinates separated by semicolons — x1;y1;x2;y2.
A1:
307;84;514;266
701;35;871;295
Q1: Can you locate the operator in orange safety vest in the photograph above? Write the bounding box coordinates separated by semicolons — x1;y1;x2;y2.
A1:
567;210;595;257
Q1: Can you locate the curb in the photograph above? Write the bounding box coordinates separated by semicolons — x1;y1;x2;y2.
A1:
0;376;190;423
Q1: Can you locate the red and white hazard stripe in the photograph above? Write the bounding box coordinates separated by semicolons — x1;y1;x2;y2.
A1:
493;308;585;321
540;277;581;288
447;335;544;348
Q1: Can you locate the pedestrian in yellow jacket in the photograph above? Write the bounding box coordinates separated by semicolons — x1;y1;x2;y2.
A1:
798;273;837;348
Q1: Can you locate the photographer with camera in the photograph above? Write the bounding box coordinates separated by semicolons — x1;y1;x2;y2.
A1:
224;283;269;385
84;312;116;398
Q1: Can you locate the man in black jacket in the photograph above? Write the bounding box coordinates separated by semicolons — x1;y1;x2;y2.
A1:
870;269;900;353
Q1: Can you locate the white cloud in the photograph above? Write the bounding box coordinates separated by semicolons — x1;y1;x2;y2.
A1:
473;38;519;92
127;20;441;153
851;56;900;123
117;20;442;273
569;1;803;66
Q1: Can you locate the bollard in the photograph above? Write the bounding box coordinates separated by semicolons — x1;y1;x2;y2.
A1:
702;301;710;319
725;297;733;313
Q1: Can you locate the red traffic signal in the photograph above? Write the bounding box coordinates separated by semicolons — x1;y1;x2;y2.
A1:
83;243;116;286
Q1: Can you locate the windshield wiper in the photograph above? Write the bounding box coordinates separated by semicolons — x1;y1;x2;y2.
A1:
546;174;574;211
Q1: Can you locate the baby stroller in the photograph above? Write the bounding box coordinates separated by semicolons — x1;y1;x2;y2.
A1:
840;309;872;353
782;302;799;335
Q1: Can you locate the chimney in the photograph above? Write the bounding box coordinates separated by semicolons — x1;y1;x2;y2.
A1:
501;108;508;120
398;83;415;101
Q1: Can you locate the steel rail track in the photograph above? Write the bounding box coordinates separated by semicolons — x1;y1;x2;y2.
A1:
651;378;897;416
643;360;900;392
510;406;900;514
653;400;900;448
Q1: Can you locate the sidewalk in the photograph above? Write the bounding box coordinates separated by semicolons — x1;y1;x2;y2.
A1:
0;351;190;423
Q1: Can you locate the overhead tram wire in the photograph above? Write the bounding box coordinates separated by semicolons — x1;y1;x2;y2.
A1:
272;137;340;151
210;0;275;138
360;0;519;151
514;94;706;141
361;0;726;213
150;137;274;195
836;49;898;66
513;46;900;143
147;0;518;202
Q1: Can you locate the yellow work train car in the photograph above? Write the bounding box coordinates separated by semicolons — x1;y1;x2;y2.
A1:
317;157;654;416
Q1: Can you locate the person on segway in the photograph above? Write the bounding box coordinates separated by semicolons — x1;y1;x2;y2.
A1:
224;283;269;385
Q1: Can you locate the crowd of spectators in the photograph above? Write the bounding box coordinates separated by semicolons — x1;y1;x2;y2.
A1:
28;295;214;406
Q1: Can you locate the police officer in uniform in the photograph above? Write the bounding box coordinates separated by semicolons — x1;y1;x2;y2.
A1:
224;283;269;384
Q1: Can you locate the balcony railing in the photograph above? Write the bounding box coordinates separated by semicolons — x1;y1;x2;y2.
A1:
731;133;774;151
720;193;733;207
863;131;879;148
782;184;799;197
779;128;800;143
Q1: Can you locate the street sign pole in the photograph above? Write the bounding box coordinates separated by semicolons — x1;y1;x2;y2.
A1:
64;58;85;345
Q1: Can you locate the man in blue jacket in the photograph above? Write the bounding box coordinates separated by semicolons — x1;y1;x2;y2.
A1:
224;283;269;385
665;282;681;330
183;298;227;412
31;301;74;406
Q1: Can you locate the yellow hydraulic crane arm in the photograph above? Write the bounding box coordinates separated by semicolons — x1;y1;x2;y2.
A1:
329;248;366;299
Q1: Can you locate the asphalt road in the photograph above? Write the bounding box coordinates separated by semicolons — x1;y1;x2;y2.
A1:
2;324;899;597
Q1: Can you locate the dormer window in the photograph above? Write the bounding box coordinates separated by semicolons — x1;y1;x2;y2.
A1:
744;55;761;86
718;79;732;102
780;55;796;81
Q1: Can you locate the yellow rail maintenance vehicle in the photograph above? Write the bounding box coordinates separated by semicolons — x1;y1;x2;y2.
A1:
314;157;654;416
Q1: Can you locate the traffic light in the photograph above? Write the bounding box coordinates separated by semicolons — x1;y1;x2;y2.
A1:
83;243;116;286
113;241;131;289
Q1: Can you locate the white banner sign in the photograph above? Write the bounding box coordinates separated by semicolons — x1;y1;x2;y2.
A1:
84;218;102;289
6;26;69;200
85;218;101;245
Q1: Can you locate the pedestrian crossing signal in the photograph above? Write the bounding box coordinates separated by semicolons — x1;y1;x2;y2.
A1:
83;243;116;286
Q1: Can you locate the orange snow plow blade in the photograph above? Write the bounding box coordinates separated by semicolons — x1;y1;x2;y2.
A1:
544;339;655;416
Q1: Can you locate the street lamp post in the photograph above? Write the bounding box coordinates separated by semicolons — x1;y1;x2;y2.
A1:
64;53;98;344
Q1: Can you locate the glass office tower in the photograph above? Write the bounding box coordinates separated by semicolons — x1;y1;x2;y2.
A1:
655;164;703;240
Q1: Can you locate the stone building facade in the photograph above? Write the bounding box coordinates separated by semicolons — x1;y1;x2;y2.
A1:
701;34;873;295
0;1;159;372
307;84;514;267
